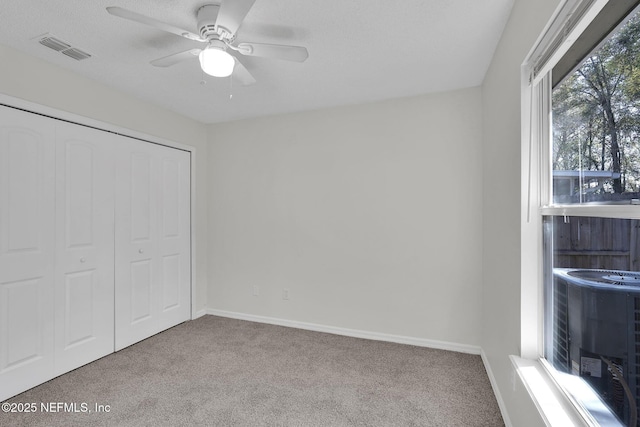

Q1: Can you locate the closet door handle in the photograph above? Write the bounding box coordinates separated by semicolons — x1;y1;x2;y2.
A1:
138;248;144;254
80;257;86;263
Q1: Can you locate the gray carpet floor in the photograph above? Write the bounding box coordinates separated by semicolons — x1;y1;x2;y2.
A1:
0;315;504;426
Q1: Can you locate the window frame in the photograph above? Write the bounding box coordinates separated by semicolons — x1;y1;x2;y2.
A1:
521;0;640;424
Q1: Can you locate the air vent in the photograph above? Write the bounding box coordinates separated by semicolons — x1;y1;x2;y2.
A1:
61;48;91;61
39;36;70;52
33;33;92;61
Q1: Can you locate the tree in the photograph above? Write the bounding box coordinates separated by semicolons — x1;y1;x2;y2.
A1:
553;13;640;195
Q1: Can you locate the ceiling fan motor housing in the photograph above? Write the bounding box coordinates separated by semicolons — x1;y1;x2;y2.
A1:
197;4;233;43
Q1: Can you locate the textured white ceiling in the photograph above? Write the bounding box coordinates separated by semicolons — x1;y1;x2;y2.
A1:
0;0;514;124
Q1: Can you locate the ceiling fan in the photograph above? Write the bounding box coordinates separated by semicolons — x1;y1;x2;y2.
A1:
107;0;309;85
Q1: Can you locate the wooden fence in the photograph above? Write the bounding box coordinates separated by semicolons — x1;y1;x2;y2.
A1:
551;216;640;271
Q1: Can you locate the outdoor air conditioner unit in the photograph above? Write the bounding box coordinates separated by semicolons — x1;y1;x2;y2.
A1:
552;268;640;426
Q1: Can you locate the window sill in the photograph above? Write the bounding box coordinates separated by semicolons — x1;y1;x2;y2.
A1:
510;356;623;427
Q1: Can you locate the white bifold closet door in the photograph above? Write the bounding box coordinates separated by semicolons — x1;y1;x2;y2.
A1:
0;107;56;399
54;123;115;375
0;104;191;401
115;139;190;351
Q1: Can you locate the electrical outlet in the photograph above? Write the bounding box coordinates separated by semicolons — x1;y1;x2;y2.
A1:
253;285;259;296
282;289;289;300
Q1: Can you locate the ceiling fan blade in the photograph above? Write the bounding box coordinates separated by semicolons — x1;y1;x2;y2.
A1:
234;42;308;62
151;49;201;67
216;0;257;36
232;57;256;86
106;6;205;42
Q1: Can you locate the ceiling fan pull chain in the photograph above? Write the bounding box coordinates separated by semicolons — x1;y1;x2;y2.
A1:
229;74;233;100
200;67;207;86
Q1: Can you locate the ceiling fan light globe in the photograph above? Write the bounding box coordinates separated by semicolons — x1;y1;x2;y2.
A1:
199;48;235;77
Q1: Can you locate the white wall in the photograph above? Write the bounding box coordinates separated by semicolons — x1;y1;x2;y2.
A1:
481;0;561;425
0;43;209;313
208;88;484;347
0;1;575;419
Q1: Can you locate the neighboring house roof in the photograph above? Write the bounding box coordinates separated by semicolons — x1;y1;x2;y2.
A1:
553;170;621;179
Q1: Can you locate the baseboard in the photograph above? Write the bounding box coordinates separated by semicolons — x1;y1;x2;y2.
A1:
193;308;208;319
206;309;481;355
481;349;512;427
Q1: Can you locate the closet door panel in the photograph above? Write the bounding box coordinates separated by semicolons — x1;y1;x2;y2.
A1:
127;150;157;328
157;147;190;330
54;123;115;374
115;140;159;350
115;142;190;350
130;259;153;323
0;107;55;401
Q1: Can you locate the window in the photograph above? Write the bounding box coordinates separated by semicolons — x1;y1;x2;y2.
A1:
552;9;640;205
525;0;640;425
544;216;639;426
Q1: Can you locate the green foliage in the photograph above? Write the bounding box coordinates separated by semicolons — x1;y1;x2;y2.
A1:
553;13;640;194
